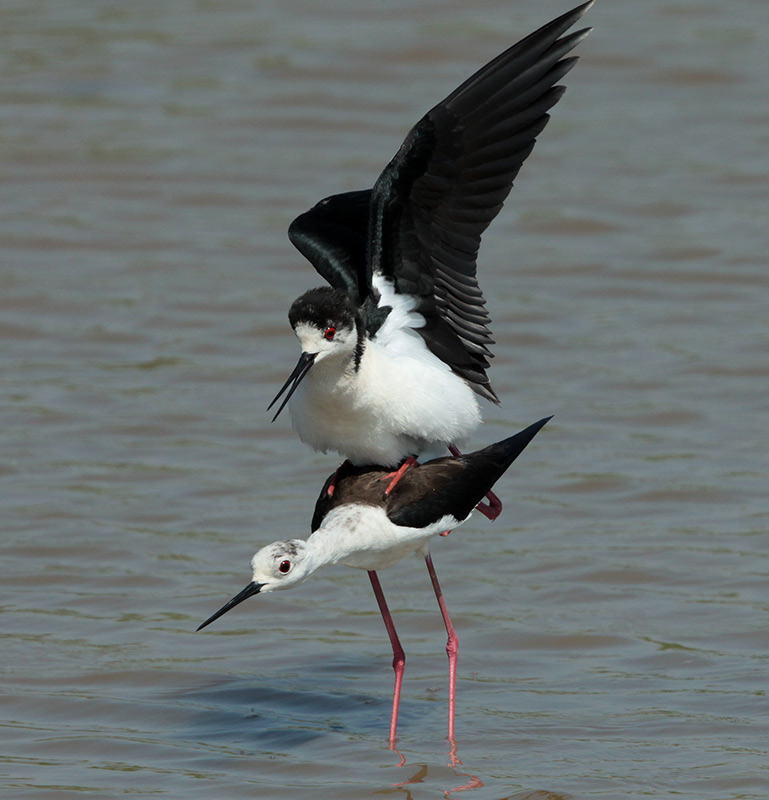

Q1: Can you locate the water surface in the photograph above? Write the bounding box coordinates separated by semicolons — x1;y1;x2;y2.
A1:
1;1;767;798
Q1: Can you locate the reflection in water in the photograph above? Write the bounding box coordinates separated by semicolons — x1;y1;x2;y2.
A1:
386;759;484;798
187;674;563;798
385;752;569;800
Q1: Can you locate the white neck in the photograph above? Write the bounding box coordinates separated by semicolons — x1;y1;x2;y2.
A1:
305;504;462;572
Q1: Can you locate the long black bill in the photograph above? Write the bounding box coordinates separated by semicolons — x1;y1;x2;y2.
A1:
267;351;317;422
196;581;264;631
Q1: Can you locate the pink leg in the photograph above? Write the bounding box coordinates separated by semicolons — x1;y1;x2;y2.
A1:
382;457;418;495
448;444;502;520
368;570;405;744
424;552;458;742
326;459;351;497
475;488;502;520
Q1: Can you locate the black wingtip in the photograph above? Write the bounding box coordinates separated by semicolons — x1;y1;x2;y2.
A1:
495;415;552;470
396;417;553;526
559;1;595;26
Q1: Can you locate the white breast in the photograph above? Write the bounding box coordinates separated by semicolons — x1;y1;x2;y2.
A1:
288;278;482;465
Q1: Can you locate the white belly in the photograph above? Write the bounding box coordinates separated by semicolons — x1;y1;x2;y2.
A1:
288;337;482;466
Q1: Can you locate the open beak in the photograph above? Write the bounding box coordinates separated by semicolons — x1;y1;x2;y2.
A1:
267;351;317;422
196;581;265;631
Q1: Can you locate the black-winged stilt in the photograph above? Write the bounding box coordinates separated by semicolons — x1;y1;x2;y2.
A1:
268;4;591;474
197;417;550;742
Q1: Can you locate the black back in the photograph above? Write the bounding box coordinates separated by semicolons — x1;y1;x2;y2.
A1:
311;417;551;531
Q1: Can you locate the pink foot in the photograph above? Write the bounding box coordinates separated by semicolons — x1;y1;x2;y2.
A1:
381;457;418;496
476;489;502;520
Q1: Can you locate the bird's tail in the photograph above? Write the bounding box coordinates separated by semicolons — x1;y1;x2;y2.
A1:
447;416;552;518
469;416;551;474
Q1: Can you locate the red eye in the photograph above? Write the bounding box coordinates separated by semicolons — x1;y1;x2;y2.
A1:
279;560;291;574
324;327;336;341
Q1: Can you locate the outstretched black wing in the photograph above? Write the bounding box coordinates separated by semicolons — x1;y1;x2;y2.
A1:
288;189;372;303
368;3;592;401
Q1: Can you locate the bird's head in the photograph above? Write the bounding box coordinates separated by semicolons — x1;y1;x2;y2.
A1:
196;539;315;631
268;287;359;421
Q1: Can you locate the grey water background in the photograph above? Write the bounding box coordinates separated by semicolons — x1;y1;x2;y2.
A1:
2;0;767;797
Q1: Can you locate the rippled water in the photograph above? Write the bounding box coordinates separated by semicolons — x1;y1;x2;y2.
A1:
2;1;767;798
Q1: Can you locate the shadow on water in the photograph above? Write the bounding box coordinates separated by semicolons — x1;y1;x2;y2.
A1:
180;670;575;800
184;676;391;744
180;660;433;744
